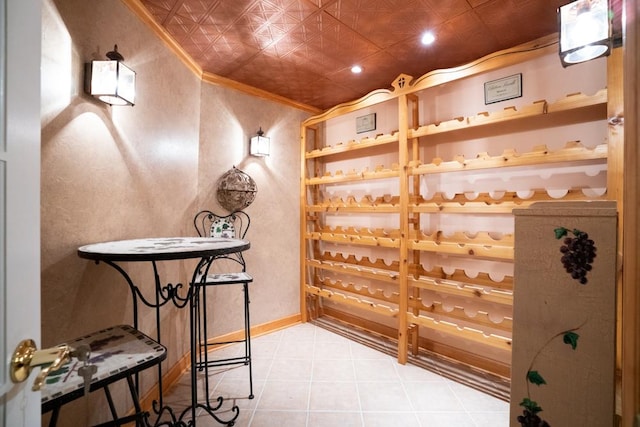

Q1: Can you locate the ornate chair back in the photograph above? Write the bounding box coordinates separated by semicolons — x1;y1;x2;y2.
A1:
193;210;250;271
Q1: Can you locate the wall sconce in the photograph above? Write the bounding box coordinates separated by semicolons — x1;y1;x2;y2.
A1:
250;127;270;157
84;45;136;106
558;0;611;67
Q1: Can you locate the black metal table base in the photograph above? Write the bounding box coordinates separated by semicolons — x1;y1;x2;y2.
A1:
97;257;239;426
135;398;239;427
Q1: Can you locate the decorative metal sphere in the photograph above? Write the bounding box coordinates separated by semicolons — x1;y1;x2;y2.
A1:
216;166;257;212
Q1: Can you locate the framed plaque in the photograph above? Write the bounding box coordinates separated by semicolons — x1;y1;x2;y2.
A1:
484;73;522;104
356;113;376;133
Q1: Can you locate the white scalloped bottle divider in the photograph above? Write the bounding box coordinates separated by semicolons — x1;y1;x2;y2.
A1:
309;188;607;211
312;251;514;289
306;132;400;159
306;253;516;340
307;141;607;187
411;142;608;176
307;276;513;332
407;90;607;139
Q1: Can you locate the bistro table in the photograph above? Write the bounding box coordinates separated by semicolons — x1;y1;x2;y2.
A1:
77;237;251;426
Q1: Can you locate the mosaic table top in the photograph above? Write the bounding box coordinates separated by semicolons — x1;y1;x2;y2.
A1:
78;237;250;262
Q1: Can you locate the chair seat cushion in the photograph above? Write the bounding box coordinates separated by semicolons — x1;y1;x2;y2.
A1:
201;271;253;284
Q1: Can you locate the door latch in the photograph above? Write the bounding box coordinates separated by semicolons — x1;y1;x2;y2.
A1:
10;339;72;391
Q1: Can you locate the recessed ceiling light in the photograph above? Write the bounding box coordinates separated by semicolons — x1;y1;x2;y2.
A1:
421;31;435;45
351;65;363;74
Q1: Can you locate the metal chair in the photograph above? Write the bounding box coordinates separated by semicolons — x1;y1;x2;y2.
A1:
193;210;254;400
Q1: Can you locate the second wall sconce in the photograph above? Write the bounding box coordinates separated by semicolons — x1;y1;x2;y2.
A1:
250;127;270;157
558;0;611;67
85;45;136;106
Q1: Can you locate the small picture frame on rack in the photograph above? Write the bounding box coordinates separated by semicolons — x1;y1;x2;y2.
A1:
484;73;522;104
356;113;376;133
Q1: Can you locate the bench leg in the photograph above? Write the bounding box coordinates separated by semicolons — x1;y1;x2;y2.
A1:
48;406;60;427
92;376;147;427
126;374;146;427
103;385;120;422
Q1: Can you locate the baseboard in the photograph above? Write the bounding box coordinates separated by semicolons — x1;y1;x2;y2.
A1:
137;313;302;411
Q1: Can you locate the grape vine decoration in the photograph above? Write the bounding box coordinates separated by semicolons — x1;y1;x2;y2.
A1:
555;227;596;285
516;227;596;427
516;328;581;427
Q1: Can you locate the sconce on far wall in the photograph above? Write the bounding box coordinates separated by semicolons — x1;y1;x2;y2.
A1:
250;127;270;157
558;0;612;67
84;45;136;106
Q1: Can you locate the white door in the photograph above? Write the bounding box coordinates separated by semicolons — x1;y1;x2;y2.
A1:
0;0;42;425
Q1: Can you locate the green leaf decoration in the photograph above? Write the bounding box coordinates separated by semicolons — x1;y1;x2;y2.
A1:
527;370;547;386
520;397;543;414
554;227;568;239
563;331;579;350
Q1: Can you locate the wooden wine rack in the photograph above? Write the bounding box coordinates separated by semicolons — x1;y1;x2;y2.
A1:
300;35;610;380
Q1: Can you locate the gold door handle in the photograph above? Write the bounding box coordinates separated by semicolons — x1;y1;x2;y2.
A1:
10;339;72;391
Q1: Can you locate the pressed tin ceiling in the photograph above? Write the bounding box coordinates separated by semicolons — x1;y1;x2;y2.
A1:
137;0;573;111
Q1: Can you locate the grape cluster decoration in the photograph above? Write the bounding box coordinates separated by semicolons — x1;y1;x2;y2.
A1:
517;399;550;427
555;227;596;285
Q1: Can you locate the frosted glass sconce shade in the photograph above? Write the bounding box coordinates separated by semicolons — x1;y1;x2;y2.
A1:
250;128;270;157
85;45;136;106
559;0;611;66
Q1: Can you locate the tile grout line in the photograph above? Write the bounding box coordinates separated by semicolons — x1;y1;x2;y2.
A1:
349;338;366;426
305;327;318;427
247;329;283;426
392;358;425;427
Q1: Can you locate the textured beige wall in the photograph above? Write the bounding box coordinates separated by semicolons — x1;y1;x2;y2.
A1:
196;83;308;335
40;0;306;424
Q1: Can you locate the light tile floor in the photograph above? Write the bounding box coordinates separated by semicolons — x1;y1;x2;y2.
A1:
163;322;510;427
